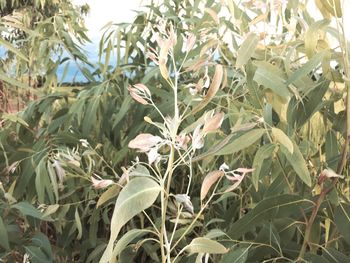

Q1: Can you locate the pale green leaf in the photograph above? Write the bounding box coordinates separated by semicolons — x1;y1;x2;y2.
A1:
99;177;161;263
280;142;312;187
186;237;228;254
0;217;10;250
236;33;259;67
253;61;289;98
271;128;293;154
75;208;83;240
252;144;276;191
0;38;29;62
216;129;265;155
111;229;151;259
286;51;326;85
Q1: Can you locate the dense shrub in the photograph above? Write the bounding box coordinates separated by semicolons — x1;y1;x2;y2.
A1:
1;0;349;262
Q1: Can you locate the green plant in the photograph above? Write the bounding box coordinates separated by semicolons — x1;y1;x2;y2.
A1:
1;0;350;262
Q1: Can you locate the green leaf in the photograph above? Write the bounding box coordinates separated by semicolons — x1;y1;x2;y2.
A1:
334;203;350;245
0;38;29;62
216;129;265;155
236;33;259;67
280;142;312;187
0;71;28;89
112;229;151;259
100;177;161;263
186;237;228;254
305;20;330;57
271;128;293;154
75;208;83;240
287;80;329;128
253;61;289;98
25;246;51;263
12;202;52;221
1;113;29;127
0;217;10;250
220;246;250;263
325;130;339;170
252;144;276;191
204;229;226;239
227;195;311;239
286;51;326;85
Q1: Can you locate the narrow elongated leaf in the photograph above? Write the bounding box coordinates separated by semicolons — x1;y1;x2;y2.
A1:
253;62;289;98
111;229;151;259
0;38;29;62
75;209;83;240
12;202;52;221
186;237;228;254
286;51;326;85
334;203;350;245
280;142;312;187
2;113;29;127
191;64;223;114
200;170;224;200
236;33;259;67
216;129;265;155
271;128;293;153
97;184;120;208
99;177;161;263
304;20;330;57
227;195;312;239
0;217;10;250
159;39;171;79
252;144;275;191
220;246;250;263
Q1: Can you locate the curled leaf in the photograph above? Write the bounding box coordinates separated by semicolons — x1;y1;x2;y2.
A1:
128;133;162;152
185;33;196;52
224;168;254;193
127;84;151;105
192;125;204;150
91;176;114;189
203;112;224;134
174;194;194;214
52;160;66;183
147;147;160;165
159;39;171;79
201;170;224;200
191;64;224;114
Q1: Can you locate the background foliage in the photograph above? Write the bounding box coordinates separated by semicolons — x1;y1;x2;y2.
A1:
0;0;350;262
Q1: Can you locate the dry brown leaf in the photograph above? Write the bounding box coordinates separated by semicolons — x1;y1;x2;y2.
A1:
200;170;224;200
128;133;162;151
191;64;224;114
159;39;171;79
203;112;224;133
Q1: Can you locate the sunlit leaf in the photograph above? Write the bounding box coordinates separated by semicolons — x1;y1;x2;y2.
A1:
280;142;312;187
271;128;293;154
186;237;228;254
236;33;259;67
100;177;161;263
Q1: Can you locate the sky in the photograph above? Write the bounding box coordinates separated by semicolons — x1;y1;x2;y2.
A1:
73;0;144;42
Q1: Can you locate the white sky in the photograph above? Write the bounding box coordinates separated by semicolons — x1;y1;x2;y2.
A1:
74;0;143;42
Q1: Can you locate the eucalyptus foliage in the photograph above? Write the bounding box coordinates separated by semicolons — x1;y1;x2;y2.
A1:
1;0;350;262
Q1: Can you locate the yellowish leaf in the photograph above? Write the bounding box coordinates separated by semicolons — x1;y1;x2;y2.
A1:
271;128;294;154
